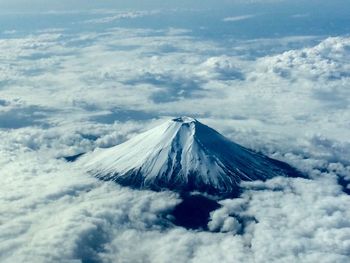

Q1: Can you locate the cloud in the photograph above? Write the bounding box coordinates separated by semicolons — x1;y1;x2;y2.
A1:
0;100;54;129
198;56;245;80
124;71;205;103
291;13;309;18
254;37;350;82
208;208;242;233
239;176;350;262
0;153;180;262
222;15;256;22
2;148;349;262
82;11;158;24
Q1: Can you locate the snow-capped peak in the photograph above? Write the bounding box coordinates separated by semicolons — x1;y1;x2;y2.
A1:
172;116;197;123
78;117;300;196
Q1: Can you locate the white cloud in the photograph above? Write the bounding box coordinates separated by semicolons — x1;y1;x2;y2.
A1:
1;149;349;262
82;11;159;24
240;176;350;262
254;37;350;82
208;208;241;233
0;152;180;262
291;13;309;18
222;15;256;22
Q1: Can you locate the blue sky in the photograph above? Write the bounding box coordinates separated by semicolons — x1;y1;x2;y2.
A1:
1;0;349;40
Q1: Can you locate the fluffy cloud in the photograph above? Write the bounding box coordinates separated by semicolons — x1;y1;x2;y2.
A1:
255;37;350;81
0;153;180;262
1;150;349;262
241;177;350;262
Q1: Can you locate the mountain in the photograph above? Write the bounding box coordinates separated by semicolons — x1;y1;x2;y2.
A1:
78;117;301;196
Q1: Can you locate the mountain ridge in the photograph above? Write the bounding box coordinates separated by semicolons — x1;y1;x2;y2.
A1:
78;117;301;196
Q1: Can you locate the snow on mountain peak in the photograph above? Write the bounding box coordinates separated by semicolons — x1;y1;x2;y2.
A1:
78;117;301;196
172;116;197;123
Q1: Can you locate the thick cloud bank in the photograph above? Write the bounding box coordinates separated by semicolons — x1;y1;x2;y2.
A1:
1;8;350;263
1;144;349;263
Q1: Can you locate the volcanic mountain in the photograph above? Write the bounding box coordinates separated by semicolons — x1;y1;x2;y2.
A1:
78;117;300;196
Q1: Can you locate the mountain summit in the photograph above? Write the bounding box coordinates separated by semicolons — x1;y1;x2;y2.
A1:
79;117;300;196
